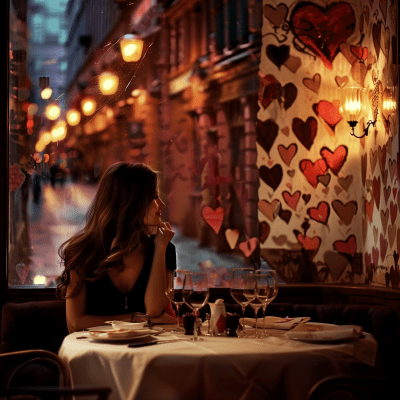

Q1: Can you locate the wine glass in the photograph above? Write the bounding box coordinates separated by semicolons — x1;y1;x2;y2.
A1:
182;272;209;341
248;297;263;338
230;268;257;337
255;270;278;337
165;270;188;332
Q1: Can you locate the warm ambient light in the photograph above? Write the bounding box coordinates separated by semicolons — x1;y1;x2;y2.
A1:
81;97;97;116
131;89;141;97
41;87;53;100
41;131;51;145
340;87;376;139
119;33;144;62
66;109;81;126
51;120;67;141
45;103;61;120
126;97;134;105
98;71;119;95
33;275;46;285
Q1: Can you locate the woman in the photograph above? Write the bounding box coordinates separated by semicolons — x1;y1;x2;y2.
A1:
56;162;176;333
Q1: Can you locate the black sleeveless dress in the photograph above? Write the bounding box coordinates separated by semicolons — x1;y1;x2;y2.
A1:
85;242;176;315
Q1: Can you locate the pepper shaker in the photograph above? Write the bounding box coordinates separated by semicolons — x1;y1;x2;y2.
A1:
204;313;212;336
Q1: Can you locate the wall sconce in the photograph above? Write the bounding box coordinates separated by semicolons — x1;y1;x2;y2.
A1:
66;109;81;126
45;103;61;120
80;96;97;116
340;87;378;139
382;87;397;120
119;33;144;62
98;71;119;95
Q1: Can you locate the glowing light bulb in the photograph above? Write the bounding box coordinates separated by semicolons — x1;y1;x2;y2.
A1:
45;104;61;120
41;87;53;99
99;71;119;95
66;109;81;126
81;97;97;116
119;34;144;62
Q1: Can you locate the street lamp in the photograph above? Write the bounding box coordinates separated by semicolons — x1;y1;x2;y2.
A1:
66;109;81;126
119;33;144;62
45;103;61;120
51;120;67;142
41;87;53;100
81;96;97;116
98;71;119;95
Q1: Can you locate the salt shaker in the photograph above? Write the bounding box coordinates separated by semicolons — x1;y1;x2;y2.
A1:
210;299;226;336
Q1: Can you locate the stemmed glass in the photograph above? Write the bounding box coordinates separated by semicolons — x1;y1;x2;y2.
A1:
255;270;278;337
182;272;209;341
165;270;188;332
230;268;257;337
248;297;263;338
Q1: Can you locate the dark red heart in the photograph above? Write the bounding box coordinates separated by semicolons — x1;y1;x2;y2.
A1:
256;119;278;156
372;22;381;59
283;83;297;110
380;233;388;262
334;235;357;258
259;165;283;191
312;101;342;133
299;158;328;188
278;208;292;224
372;247;379;266
292;117;318;150
290;2;356;70
373;176;381;210
320;146;348;176
259;74;281;109
307;201;330;224
266;44;290;69
302;194;311;204
259;221;270;244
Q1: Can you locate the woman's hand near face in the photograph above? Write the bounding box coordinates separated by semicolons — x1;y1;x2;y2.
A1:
154;222;175;250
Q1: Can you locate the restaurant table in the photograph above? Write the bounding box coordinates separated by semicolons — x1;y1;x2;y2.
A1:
58;324;383;400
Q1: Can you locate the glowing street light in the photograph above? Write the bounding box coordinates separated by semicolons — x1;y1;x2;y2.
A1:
66;109;81;126
45;103;61;120
81;96;97;116
41;87;53;99
119;33;144;62
98;71;119;95
51;120;67;141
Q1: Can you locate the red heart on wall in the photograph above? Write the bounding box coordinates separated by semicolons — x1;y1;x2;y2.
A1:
300;158;328;188
320;146;348;176
202;206;224;235
350;45;368;60
334;235;357;258
290;2;356;69
313;101;342;133
307;201;330;224
259;221;270;244
380;233;388;263
365;199;374;223
390;201;397;225
373;176;381;210
372;247;380;266
297;234;321;251
278;144;297;167
282;190;301;211
258;199;280;222
239;238;259;258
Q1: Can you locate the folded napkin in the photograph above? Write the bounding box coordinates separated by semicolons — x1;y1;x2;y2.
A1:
285;323;363;342
243;316;311;330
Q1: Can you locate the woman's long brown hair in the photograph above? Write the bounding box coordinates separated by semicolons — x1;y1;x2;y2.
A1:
56;162;158;299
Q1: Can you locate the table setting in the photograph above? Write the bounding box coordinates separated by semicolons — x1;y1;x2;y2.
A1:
58;268;383;400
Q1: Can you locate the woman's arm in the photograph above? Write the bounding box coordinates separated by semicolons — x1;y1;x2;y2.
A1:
144;222;175;317
65;270;132;333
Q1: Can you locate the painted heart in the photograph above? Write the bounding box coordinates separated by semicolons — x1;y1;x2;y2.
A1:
303;73;321;94
257;119;278;156
332;200;358;226
299;158;328;188
380;233;388;262
340;43;358;65
297;234;321;251
322;187;330;195
282;83;298;110
281;126;290;136
384;186;391;205
394;250;399;266
317;174;331;187
378;145;387;176
263;4;288;27
380;25;390;58
258;199;280;222
389;158;397;182
278;143;297;167
292;117;318;150
307;201;330;224
202;206;224;235
239;237;259;258
287;170;295;178
334;235;357;258
302;194;311;204
266;44;290;69
372;247;379;266
373;226;379;245
338;175;353;191
350;56;368;87
335;75;349;88
283;190;300;211
373;176;381;210
284;56;301;74
324;251;349;281
372;22;382;59
290;2;355;70
365;252;372;273
351;45;368;60
272;235;287;246
390;201;397;225
259;165;283;191
225;229;239;250
365;199;374;223
334;185;343;196
380;209;389;235
259;221;270;244
382;170;389;188
278;208;292;224
361;153;367;187
313;101;342;133
388;224;396;248
393;188;398;200
320;146;348;176
370;149;378;173
259;74;281;109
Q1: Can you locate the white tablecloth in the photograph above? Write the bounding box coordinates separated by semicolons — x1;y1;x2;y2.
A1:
58;325;382;400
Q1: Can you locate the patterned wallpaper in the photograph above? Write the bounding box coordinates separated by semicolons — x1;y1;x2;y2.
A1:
258;0;399;287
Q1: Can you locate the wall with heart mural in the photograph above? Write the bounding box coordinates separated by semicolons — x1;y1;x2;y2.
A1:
258;0;399;287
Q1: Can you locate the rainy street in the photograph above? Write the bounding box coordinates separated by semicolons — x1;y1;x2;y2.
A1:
26;179;246;287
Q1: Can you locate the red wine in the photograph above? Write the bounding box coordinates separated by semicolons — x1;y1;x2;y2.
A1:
165;289;184;304
231;289;256;304
182;290;209;310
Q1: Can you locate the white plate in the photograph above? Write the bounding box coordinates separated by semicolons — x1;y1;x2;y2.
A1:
104;321;146;330
89;332;151;342
87;325;163;342
285;322;363;343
